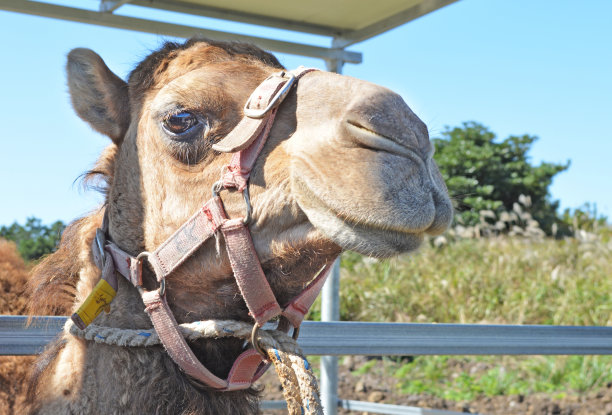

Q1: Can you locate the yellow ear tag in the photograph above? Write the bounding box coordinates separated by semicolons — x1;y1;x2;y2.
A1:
71;279;117;330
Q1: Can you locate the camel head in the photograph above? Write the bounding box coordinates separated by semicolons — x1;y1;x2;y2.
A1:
61;38;451;380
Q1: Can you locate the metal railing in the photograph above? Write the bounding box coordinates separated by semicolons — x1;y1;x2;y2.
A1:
261;399;483;414
4;316;612;356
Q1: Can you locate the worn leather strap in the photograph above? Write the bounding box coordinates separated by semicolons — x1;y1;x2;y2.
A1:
147;197;224;281
212;68;299;153
216;67;317;192
220;110;277;191
142;290;230;389
220;219;282;326
281;261;336;328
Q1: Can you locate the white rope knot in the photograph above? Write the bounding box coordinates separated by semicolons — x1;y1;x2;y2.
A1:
65;319;323;415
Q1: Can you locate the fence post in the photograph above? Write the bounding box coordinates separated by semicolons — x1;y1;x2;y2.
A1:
320;257;341;414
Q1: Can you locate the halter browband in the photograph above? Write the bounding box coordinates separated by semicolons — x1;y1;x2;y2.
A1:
71;67;337;391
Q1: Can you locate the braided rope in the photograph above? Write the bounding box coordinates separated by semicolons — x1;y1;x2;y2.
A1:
268;330;323;415
267;345;303;414
66;319;323;415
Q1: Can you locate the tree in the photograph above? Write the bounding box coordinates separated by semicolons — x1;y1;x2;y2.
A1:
0;217;65;261
433;122;569;233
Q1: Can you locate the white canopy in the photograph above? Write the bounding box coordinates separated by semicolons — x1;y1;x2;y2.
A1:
0;0;458;65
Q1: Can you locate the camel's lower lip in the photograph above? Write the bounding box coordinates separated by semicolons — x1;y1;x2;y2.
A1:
292;176;428;256
295;174;430;236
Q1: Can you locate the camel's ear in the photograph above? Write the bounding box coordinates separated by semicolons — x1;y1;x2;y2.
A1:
66;48;129;144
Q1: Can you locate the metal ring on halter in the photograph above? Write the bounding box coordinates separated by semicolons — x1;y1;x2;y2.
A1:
211;180;252;225
251;324;300;359
136;251;151;265
242;186;252;225
292;325;300;341
251;325;265;358
136;251;165;296
211;180;223;197
158;278;166;297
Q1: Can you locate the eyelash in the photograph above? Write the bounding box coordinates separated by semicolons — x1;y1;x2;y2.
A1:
162;111;200;136
159;110;214;165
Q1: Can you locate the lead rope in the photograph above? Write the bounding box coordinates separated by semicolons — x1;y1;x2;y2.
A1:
267;330;323;415
65;319;323;415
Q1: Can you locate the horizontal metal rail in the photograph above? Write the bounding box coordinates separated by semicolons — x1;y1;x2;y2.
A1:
0;0;362;63
261;399;477;415
3;316;612;356
0;316;65;355
338;400;479;415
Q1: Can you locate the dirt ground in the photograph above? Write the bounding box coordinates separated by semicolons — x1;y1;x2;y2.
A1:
3;352;612;414
258;356;612;415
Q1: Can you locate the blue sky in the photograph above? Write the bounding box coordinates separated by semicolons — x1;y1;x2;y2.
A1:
0;0;611;225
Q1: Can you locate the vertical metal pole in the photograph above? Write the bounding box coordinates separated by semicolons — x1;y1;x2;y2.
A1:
320;258;340;414
325;58;344;75
321;52;344;415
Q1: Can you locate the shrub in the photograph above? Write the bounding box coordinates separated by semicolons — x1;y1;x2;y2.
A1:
0;217;64;261
433;122;570;234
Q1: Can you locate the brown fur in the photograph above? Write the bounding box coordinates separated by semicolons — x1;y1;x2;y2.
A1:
0;240;29;315
128;38;283;102
27;214;100;317
0;240;34;414
25;143;118;318
24;38;452;414
67;50;130;143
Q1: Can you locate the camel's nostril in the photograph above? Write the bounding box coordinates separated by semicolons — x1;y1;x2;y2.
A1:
345;119;427;159
345;87;430;153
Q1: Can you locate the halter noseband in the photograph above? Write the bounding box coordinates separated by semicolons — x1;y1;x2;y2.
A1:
71;67;337;391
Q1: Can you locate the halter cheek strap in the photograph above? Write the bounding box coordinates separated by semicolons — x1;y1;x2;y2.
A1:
72;67;338;391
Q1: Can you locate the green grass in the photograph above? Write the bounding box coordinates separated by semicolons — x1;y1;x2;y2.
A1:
308;232;612;401
391;355;612;401
317;236;612;326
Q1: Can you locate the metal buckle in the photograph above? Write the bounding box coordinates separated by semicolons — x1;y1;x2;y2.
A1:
95;228;107;262
243;72;296;119
212;181;252;225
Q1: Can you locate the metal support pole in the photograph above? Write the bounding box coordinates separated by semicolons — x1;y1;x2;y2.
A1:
325;58;345;75
321;258;341;414
99;0;131;13
320;54;343;415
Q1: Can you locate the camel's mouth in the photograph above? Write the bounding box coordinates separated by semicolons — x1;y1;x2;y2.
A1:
292;174;434;257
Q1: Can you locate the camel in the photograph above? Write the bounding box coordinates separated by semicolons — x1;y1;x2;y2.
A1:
24;38;453;414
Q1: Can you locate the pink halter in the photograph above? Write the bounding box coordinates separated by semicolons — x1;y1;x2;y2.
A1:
73;67;337;391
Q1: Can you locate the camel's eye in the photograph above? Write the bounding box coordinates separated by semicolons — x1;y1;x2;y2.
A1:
163;111;199;136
